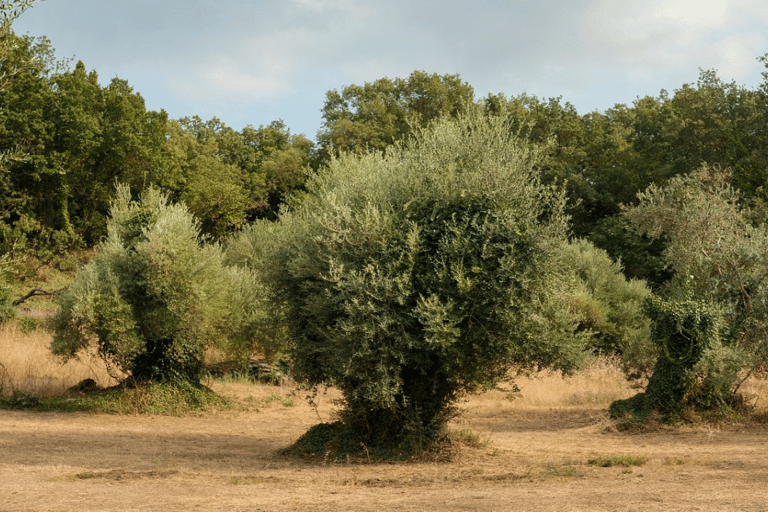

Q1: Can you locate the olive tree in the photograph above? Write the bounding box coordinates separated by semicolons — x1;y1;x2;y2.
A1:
233;110;587;456
51;185;272;385
613;165;768;420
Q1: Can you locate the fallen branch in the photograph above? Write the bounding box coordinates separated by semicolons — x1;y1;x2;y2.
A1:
12;287;66;307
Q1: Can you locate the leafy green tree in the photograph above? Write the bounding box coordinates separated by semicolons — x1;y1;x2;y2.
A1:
483;94;641;237
0;1;46;93
239;109;586;456
0;3;55;256
163;118;255;240
588;214;672;289
487;67;766;244
0;1;36;24
179;153;251;240
616;166;768;419
749;54;768;199
0;255;13;324
0;31;62;257
51;185;270;384
316;70;474;162
610;297;732;421
241;120;313;218
0;58;169;254
164;117;313;235
609;71;763;205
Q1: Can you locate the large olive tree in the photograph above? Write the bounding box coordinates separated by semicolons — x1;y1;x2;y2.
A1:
231;109;587;456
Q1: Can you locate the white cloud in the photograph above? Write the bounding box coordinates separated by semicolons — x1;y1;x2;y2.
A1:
653;0;730;28
711;34;765;82
576;0;768;88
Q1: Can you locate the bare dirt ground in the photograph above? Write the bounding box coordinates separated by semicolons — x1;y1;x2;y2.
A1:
2;377;768;512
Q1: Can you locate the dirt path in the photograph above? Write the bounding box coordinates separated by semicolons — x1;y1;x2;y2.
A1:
2;384;768;512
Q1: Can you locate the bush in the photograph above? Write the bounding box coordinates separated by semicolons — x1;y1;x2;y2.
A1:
588;214;672;289
0;274;14;324
235;109;587;457
51;185;274;385
559;239;655;380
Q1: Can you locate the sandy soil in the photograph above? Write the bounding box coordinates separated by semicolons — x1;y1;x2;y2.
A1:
2;382;768;512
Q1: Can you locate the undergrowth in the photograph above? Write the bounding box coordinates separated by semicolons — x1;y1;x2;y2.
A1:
278;422;490;463
0;380;230;415
588;455;648;467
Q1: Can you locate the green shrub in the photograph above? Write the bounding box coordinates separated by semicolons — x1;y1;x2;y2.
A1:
559;239;655;380
588;214;672;289
0;380;229;415
0;275;14;324
51;185;275;385
588;455;647;467
236;109;587;457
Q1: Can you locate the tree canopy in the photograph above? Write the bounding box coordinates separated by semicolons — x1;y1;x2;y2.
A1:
51;185;272;384
233;109;588;456
5;8;768;427
316;70;474;163
612;166;768;420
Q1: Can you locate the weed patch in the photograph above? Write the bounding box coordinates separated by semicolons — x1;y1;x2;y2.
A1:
450;429;491;450
541;463;585;479
262;394;295;407
0;381;231;415
588;455;648;467
278;420;456;463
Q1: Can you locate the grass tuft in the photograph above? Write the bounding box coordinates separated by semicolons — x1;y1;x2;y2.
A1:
541;463;585;478
588;455;648;467
262;394;295;407
450;429;491;449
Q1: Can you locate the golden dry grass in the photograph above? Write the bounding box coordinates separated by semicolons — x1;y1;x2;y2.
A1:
0;322;118;397
508;357;639;408
4;323;768;417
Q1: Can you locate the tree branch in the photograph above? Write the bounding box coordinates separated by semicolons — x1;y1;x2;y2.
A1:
12;286;66;306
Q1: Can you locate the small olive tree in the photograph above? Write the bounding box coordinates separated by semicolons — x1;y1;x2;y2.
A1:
233;110;587;456
614;165;768;420
52;185;271;385
610;297;733;421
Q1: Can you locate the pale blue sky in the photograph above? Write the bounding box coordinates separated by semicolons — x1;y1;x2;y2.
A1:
13;0;768;139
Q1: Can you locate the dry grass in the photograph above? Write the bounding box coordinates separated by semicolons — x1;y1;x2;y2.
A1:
460;357;638;423
4;323;768;419
513;357;639;408
4;333;768;511
737;374;768;413
0;322;118;398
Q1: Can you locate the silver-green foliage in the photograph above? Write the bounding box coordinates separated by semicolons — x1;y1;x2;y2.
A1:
622;165;768;412
559;239;654;380
231;110;587;449
52;185;271;383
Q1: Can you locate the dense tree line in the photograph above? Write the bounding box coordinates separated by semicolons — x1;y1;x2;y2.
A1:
2;14;767;269
0;25;312;262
